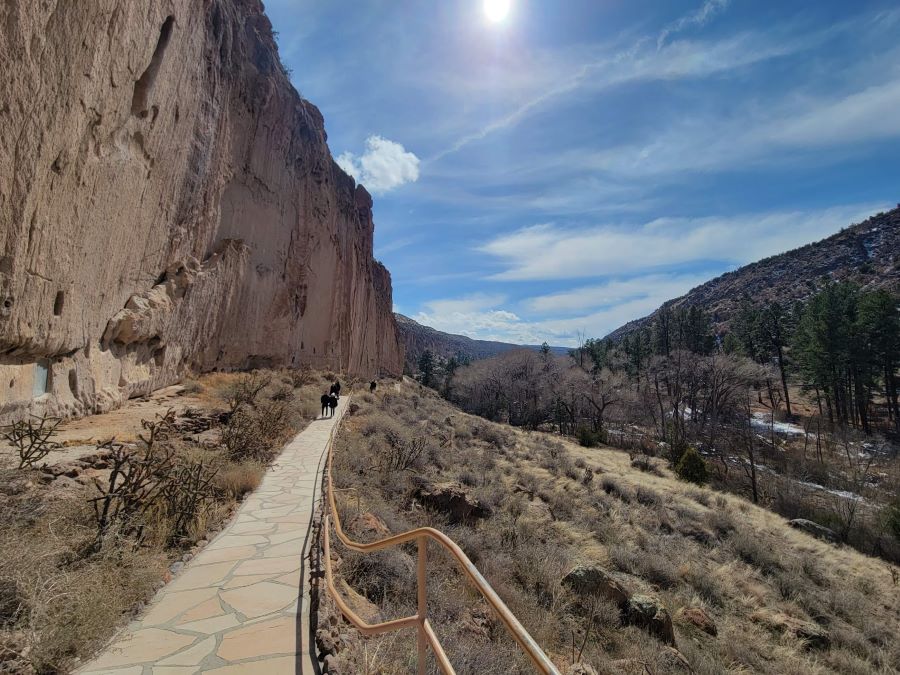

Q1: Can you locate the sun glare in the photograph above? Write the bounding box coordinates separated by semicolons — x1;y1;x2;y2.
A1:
483;0;511;24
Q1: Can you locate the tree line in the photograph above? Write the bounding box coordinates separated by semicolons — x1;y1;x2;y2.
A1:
412;282;900;560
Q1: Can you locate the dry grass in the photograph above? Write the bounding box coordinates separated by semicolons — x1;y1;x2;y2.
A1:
0;367;336;672
326;379;900;674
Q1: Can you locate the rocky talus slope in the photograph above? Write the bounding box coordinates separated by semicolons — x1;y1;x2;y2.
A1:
0;0;402;422
608;207;900;340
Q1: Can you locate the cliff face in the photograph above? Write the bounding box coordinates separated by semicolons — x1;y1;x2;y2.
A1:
0;0;403;421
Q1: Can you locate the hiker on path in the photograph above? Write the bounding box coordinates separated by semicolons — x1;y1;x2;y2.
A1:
328;393;338;417
321;393;332;418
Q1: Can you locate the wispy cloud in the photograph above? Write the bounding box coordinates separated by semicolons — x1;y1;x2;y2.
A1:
337;136;420;193
480;203;885;281
428;0;793;161
524;274;711;314
657;0;730;49
422;293;508;316
577;74;900;179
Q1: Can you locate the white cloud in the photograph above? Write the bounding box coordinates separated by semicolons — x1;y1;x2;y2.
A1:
337;136;420;193
524;274;710;314
422;293;508;316
480;203;886;281
409;276;716;345
767;79;900;147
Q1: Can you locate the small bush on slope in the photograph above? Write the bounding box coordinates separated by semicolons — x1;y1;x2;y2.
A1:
675;447;709;485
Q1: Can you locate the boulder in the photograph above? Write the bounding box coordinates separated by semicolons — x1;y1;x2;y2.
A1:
412;479;491;524
626;594;675;646
659;647;693;673
676;606;717;636
561;565;629;608
788;519;838;543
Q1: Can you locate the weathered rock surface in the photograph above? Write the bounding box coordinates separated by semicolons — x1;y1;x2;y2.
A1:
676;606;717;636
562;564;680;646
0;0;402;423
627;594;675;646
788;518;838;543
412;479;492;524
562;564;630;608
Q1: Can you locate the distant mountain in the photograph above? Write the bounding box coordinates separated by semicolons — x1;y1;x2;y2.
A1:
395;314;568;371
607;207;900;341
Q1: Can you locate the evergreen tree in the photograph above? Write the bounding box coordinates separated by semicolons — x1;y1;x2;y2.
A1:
418;349;436;388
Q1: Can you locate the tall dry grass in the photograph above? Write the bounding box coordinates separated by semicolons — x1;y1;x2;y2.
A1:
325;379;900;674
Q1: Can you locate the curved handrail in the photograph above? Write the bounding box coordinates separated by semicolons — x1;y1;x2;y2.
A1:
322;406;560;675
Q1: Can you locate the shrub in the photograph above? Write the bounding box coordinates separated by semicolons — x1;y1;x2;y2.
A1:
578;427;600;448
3;415;61;469
601;477;631;503
886;498;900;543
676;447;708;485
221;372;271;414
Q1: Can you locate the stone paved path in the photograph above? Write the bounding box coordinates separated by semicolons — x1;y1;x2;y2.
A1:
79;398;346;675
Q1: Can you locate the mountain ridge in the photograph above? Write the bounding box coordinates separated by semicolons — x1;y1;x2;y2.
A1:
606;206;900;341
395;313;568;371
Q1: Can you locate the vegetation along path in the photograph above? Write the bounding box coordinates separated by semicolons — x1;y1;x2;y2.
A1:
79;397;347;674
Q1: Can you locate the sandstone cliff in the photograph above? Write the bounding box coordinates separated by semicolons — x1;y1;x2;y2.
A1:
0;0;403;421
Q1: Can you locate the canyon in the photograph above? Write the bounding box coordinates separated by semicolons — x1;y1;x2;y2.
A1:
0;0;402;422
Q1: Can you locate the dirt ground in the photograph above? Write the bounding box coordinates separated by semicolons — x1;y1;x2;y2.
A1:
0;383;220;469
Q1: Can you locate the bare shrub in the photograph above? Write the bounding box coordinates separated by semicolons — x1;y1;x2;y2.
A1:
285;364;315;387
221;372;271;414
221;407;269;462
159;459;217;545
380;431;427;472
3;415;61;469
474;424;512;450
600;476;632;503
89;428;175;545
635;486;661;506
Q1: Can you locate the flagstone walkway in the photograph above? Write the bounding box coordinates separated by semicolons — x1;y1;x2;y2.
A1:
79;398;347;675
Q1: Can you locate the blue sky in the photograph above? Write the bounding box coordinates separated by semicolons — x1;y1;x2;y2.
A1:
265;0;900;346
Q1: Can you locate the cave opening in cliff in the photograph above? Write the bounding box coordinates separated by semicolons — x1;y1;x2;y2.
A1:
53;291;64;316
131;16;175;117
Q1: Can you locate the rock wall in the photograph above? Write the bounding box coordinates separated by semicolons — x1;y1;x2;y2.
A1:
0;0;403;421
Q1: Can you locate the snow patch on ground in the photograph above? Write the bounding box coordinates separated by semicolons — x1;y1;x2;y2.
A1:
751;412;805;435
797;480;863;502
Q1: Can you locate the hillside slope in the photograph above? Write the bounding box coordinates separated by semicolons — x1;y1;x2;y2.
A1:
608;207;900;340
396;313;567;371
0;0;402;423
325;380;900;673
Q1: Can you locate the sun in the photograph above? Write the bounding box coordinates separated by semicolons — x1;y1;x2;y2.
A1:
483;0;511;24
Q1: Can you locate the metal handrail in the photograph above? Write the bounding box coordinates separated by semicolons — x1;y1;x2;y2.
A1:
320;403;560;675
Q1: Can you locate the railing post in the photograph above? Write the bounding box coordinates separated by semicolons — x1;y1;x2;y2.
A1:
417;535;427;675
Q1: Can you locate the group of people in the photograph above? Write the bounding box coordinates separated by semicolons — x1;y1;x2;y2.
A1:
320;380;341;418
320;378;379;418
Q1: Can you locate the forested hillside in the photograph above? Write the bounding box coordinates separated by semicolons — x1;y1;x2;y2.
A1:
608;207;900;341
426;279;900;564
